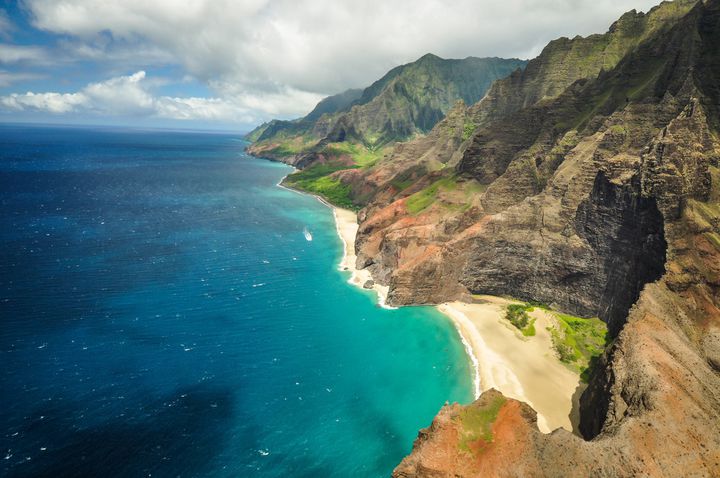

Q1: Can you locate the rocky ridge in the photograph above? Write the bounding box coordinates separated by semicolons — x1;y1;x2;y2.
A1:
245;55;525;167
373;1;720;476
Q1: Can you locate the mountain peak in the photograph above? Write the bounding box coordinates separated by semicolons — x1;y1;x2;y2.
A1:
416;52;442;62
247;55;526;157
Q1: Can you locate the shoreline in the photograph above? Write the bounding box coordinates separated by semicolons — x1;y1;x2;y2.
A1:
276;175;581;434
275;174;394;308
331;207;395;309
438;300;583;434
329;205;582;435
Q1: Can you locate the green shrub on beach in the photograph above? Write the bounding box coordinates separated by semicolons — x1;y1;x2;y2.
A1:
504;303;536;337
521;319;536;337
527;300;550;310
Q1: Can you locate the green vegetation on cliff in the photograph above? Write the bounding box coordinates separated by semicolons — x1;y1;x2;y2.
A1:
548;312;609;382
323;142;385;168
283;164;358;210
405;175;484;214
405;176;459;214
461;120;478;141
456;395;506;451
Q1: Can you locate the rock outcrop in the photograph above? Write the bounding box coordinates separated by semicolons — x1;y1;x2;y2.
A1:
383;1;720;476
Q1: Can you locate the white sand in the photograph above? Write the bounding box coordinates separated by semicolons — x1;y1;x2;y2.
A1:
439;299;583;433
332;207;395;308
331;205;581;434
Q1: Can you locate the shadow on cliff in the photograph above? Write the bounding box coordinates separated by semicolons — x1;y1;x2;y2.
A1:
575;171;667;337
569;382;587;436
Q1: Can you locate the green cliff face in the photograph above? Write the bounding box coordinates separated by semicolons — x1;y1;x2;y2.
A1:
303;88;364;123
245;54;526;164
244;88;363;143
324;55;526;147
468;0;699;127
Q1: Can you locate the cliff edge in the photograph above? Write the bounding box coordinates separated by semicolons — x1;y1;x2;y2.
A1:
387;1;720;476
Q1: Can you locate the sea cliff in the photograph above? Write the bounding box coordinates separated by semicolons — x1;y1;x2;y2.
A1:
248;0;720;475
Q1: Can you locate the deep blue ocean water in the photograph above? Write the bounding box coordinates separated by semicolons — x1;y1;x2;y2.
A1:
0;124;473;477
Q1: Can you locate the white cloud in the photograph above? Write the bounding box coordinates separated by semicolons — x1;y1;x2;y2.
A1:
23;0;661;93
12;0;663;124
0;70;289;124
57;38;174;65
0;70;44;87
0;44;48;63
1;90;85;113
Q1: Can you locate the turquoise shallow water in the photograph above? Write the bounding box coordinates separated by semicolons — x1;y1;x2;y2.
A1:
0;124;473;477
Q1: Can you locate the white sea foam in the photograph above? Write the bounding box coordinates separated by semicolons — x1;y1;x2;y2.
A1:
439;304;526;402
277;174;395;309
449;316;482;400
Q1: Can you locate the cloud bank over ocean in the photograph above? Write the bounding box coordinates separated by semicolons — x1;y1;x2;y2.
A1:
1;0;660;128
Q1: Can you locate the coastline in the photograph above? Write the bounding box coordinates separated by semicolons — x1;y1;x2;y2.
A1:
330;205;582;435
276;173;581;435
331;207;395;309
438;300;583;434
276;171;394;308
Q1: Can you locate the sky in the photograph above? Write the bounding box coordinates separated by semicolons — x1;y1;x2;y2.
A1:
0;0;663;131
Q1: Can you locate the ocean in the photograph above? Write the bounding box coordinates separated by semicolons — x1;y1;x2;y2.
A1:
0;124;473;477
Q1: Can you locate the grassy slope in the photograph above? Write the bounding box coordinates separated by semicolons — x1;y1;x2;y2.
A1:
323;142;385;168
547;312;609;382
405;175;485;214
282;163;358;210
456;395;506;452
280;140;394;209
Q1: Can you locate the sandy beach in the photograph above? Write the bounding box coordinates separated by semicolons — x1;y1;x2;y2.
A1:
331;206;581;434
438;299;583;433
332;207;395;308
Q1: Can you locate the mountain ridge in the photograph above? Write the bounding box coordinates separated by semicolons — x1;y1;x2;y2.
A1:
245;54;526;166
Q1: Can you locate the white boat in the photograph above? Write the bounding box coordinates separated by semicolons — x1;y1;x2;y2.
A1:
303;228;312;241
